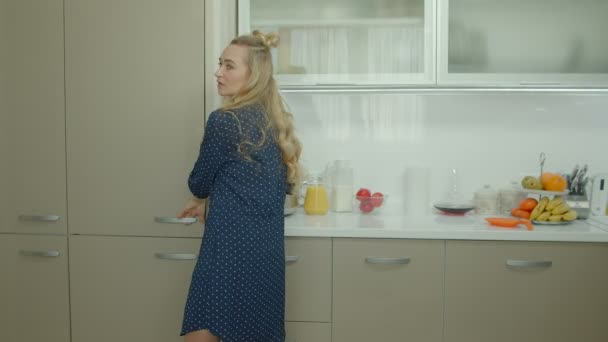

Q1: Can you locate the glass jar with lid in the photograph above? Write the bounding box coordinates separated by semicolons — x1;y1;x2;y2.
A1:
303;174;329;215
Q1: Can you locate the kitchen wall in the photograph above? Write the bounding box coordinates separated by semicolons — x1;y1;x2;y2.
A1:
284;91;608;211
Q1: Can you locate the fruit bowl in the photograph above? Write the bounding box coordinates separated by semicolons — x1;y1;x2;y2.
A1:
354;193;387;214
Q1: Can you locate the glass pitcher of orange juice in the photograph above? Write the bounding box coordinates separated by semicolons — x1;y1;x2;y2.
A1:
304;174;329;215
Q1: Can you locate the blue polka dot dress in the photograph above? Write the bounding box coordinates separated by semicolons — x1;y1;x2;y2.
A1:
181;104;288;342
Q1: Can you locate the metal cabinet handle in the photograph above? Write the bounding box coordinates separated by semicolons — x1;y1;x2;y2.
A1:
365;257;410;265
154;253;197;260
19;250;61;257
285;255;300;263
519;82;561;86
506;259;553;269
18;215;61;222
154;217;197;224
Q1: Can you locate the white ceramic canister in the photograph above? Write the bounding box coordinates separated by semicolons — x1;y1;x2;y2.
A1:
474;184;498;216
498;181;526;216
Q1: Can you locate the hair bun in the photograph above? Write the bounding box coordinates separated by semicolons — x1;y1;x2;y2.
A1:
252;30;279;49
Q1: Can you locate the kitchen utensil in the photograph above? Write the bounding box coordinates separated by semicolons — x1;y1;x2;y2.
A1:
569;164;580;185
485;217;533;230
589;173;608;216
576;164;588;194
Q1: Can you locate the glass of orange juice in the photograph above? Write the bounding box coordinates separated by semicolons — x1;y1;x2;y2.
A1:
304;174;329;215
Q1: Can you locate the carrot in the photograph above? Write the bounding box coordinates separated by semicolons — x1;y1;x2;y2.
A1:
485;217;534;231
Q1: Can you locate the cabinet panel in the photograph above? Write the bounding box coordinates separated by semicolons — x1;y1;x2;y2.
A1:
1;0;66;234
285;237;332;322
65;0;205;237
0;234;70;342
333;238;444;342
445;241;608;342
69;235;200;342
285;322;331;342
239;0;436;86
438;0;608;86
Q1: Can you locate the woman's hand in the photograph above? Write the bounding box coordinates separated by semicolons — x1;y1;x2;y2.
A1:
177;198;207;224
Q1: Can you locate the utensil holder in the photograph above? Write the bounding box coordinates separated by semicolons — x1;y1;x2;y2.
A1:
566;194;590;219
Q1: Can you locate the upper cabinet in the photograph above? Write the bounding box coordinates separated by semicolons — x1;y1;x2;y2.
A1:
1;0;67;234
235;0;608;88
65;0;206;237
437;0;608;86
238;0;436;86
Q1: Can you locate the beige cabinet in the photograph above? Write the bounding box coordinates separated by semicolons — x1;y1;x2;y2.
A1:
69;235;200;342
332;238;444;342
285;322;332;342
65;0;206;237
1;0;67;235
445;240;608;342
285;237;332;322
0;234;70;342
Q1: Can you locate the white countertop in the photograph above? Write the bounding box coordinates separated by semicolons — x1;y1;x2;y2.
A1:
284;209;608;242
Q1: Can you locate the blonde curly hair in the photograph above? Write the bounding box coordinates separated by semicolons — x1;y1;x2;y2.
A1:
220;30;302;189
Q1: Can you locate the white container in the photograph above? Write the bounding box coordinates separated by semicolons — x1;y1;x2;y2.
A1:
474;184;498;216
498;181;526;216
326;160;354;212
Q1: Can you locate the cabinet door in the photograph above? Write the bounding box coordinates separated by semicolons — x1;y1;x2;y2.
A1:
445;241;608;342
238;0;436;86
65;0;205;237
438;0;608;86
0;234;70;342
333;238;444;342
285;237;332;322
1;0;66;234
285;322;331;342
69;235;200;342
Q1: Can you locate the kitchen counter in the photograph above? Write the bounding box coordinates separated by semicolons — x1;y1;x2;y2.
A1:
284;209;608;242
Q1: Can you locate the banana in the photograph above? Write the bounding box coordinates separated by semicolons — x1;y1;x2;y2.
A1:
552;202;570;215
537;212;551;221
562;210;578;222
549;214;563;222
545;197;564;212
530;196;549;220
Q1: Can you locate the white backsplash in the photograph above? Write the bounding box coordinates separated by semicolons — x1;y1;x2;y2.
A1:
283;91;608;210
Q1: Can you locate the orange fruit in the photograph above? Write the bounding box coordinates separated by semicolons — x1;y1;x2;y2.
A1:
541;172;567;192
511;209;531;219
519;198;538;211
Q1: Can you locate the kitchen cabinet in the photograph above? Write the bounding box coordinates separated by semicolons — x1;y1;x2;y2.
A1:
0;234;70;342
444;240;608;342
285;322;332;342
1;0;67;235
69;235;200;342
238;0;436;86
332;238;444;342
285;237;332;322
65;0;206;237
437;0;608;86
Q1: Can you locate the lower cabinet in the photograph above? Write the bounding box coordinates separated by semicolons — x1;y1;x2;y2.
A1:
69;235;200;342
285;322;332;342
444;240;608;342
332;238;444;342
285;237;332;342
0;234;70;342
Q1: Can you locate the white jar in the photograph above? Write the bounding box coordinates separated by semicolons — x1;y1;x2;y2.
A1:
498;181;526;216
474;185;498;216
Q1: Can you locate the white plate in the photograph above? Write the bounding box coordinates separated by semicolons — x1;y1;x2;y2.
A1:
518;188;569;196
532;220;574;225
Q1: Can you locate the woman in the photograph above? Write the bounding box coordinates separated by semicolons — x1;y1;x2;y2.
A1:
177;31;301;342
